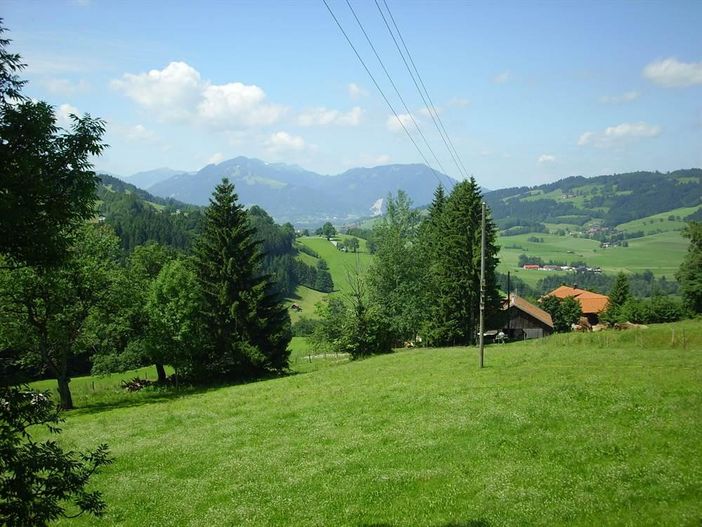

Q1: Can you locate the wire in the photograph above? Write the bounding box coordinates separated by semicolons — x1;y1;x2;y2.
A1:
344;0;451;181
378;0;471;179
320;0;444;187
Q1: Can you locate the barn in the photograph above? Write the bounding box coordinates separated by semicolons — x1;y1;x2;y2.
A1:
503;293;554;340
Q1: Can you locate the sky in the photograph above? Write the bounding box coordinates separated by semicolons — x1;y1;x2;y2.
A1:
3;0;702;189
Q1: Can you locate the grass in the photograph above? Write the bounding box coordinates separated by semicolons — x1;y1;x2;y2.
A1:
285;285;328;323
296;235;374;295
36;320;702;526
498;231;689;287
617;206;700;234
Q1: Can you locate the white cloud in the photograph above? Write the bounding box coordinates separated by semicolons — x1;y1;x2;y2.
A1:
348;82;368;99
207;152;226;165
447;97;470;108
356;153;392;166
112;61;285;128
577;122;661;148
643;57;702;87
42;78;91;96
599;91;640;104
124;124;157;142
198;82;285;128
418;106;441;118
493;70;511;84
386;113;417;133
265;131;306;153
297;106;363;127
537;154;556;164
56;103;79;128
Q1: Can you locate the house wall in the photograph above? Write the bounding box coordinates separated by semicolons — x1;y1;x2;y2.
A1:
505;309;553;339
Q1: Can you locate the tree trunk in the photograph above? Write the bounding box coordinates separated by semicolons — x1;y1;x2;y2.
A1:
56;376;74;410
155;363;167;384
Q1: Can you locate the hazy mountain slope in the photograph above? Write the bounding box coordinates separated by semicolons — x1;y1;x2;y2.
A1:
147;157;456;225
123;168;189;190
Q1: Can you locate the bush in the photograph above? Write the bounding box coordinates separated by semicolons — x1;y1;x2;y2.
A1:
621;297;689;324
291;317;319;337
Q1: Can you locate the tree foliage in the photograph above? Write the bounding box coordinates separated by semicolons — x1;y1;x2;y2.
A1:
0;386;112;526
193;178;291;378
0;225;121;409
541;295;582;332
0;74;106;267
676;222;702;314
422;179;501;345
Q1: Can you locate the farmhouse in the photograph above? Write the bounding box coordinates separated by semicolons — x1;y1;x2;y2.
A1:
545;285;609;325
503;293;554;340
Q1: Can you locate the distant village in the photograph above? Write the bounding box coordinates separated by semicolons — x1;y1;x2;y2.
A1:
521;263;603;273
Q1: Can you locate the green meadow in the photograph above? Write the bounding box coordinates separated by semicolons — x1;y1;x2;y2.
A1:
498;231;688;287
33;320;702;526
296;235;373;295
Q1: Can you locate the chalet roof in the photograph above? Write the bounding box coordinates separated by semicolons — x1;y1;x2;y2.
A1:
544;285;609;314
506;294;553;328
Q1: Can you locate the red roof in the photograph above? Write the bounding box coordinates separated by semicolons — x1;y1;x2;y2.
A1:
544;286;609;314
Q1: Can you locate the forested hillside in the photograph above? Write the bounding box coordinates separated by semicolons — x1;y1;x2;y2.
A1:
484;169;702;235
96;175;332;297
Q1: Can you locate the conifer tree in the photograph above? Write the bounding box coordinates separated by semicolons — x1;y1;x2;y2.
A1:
426;178;500;345
194;178;290;378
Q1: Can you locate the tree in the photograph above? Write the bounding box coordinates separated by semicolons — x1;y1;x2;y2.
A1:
541;295;582;332
346;237;360;253
0;63;106;267
144;258;203;377
321;222;336;240
0;386;112;526
193;178;291;378
601;272;631;324
0;224;120;409
0;24;110;524
609;272;631;308
89;242;176;381
676;222;702;314
367;191;424;343
423;179;500;345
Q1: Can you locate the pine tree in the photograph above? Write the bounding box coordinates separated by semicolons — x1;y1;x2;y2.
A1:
193;178;290;378
609;272;631;308
426;178;500;345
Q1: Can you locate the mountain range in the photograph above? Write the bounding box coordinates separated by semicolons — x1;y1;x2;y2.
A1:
119;157;456;225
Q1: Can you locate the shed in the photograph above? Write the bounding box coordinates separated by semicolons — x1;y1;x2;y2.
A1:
503;294;554;340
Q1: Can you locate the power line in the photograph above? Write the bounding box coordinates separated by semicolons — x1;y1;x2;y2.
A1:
378;0;471;179
343;0;451;181
320;0;444;186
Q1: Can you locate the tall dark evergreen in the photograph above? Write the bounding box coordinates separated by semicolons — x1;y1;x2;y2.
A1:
194;178;291;377
426;178;500;345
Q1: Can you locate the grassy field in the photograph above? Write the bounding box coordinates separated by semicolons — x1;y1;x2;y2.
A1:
617;206;700;235
285;285;327;323
296;235;373;295
498;231;688;287
35;320;702;526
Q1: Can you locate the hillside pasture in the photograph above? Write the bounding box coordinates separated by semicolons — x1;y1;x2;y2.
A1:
41;320;702;526
296;235;373;295
498;231;688;287
617;205;701;235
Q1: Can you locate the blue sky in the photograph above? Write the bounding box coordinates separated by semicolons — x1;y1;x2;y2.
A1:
3;0;701;189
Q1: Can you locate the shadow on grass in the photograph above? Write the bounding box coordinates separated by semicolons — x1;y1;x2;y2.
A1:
65;371;290;418
361;521;490;527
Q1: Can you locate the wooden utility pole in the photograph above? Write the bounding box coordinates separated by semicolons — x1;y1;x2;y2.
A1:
479;201;486;368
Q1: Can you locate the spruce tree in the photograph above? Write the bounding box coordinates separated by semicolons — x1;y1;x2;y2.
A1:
194;178;291;378
427;178;500;345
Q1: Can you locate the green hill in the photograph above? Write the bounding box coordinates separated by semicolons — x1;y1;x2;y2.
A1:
485;169;701;235
42;320;702;526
